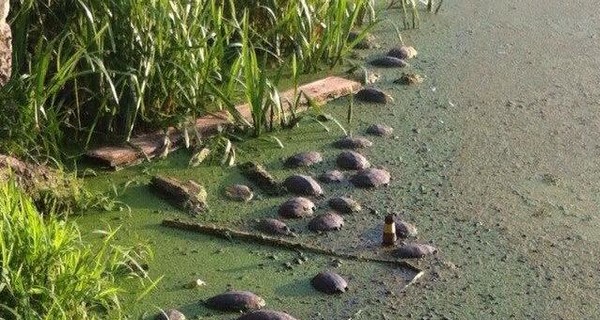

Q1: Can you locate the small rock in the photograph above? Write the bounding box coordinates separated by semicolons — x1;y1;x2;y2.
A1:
156;309;186;320
387;46;418;60
278;197;316;218
393;72;424;85
355;88;393;104
225;184;254;202
284;151;323;168
309;212;344;232
336;151;370;170
185;278;206;289
350;168;391;188
333;136;373;149
366;124;394;137
319;170;345;183
369;56;409;68
328;197;362;214
311;271;348;294
283;175;323;197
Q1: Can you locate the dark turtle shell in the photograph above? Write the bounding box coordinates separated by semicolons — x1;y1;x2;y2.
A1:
311;271;348;294
393;243;437;259
347;31;377;49
395;220;418;238
225;184;254;202
205;291;265;312
333;136;373;149
156;309;186;320
387;45;417;60
237;310;298;320
350;168;391;188
336;151;370;170
354;88;392;104
284;151;323;168
369;56;408;68
319;170;345;183
283;175;323;197
309;212;344;232
366;124;394;137
328;197;361;214
257;219;292;236
278;197;316;218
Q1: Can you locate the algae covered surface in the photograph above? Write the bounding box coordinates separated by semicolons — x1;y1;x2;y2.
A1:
76;0;600;318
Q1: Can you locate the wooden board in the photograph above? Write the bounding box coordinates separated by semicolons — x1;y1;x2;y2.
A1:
86;76;361;170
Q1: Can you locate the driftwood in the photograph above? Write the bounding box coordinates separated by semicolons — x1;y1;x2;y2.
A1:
238;161;283;195
150;176;208;216
86;76;362;170
161;218;422;273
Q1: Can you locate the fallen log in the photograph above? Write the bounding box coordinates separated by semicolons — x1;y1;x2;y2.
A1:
161;218;422;274
150;176;208;216
238;161;283;195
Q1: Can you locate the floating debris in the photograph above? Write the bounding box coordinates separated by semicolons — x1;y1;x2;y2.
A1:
185;278;206;289
395;220;418;238
150;176;207;216
354;88;393;104
284;151;323;168
311;271;348;294
366;124;394;137
328;197;362;214
393;72;424;85
347;31;377;49
369;56;408;68
387;46;418;60
278;197;316;218
239;162;282;195
333;136;373;149
156;309;186;320
350;168;391;188
319;170;345;183
225;184;254;202
393;243;437;259
205;291;266;312
309;212;344;232
257;219;293;236
237;310;298;320
336;151;370;170
283;175;323;197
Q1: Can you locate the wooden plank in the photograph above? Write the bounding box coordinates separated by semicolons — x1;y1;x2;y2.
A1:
86;76;361;170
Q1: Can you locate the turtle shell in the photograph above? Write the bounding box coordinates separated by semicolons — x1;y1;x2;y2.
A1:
283;175;323;197
284;151;323;168
355;88;392;104
309;212;344;232
387;45;417;60
257;219;292;236
225;184;254;202
366;124;394;137
311;271;348;294
350;168;390;188
336;151;370;170
393;243;437;259
205;291;265;312
278;197;315;218
237;310;298;320
395;220;418;238
328;197;361;214
319;170;345;183
369;56;408;68
333;136;373;149
156;309;186;320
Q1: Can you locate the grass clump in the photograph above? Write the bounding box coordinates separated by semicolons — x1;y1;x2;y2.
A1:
0;180;149;319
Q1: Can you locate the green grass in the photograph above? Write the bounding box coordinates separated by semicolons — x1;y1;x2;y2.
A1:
1;0;376;161
0;180;151;319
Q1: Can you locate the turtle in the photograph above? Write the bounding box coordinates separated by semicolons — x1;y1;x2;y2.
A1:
284;151;323;168
393;243;437;259
328;197;361;214
205;291;266;312
369;56;409;68
354;88;393;104
225;184;254;202
336;151;370;170
387;45;418;60
155;309;186;320
350;168;391;188
319;170;345;183
333;136;373;149
366;124;394;137
309;212;344;232
237;310;298;320
283;175;323;197
257;218;293;236
311;271;348;294
278;197;316;218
